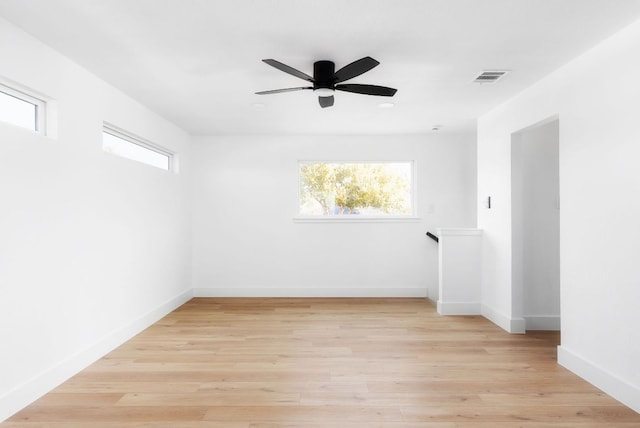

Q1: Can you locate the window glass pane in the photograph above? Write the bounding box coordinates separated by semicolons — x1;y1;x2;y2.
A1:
0;90;37;131
299;162;413;216
102;131;170;171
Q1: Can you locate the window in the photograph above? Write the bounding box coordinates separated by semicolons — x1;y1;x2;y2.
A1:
0;83;46;133
102;124;172;171
298;161;414;218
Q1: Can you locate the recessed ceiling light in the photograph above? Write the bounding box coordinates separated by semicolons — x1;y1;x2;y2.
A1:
378;102;395;109
252;102;266;109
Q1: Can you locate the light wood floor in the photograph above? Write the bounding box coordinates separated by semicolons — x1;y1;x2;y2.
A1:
3;298;639;427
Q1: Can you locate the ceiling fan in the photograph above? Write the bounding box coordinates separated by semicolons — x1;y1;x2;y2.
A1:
255;56;397;108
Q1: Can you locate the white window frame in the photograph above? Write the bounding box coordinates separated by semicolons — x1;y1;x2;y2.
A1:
0;82;47;134
102;123;175;172
294;160;420;223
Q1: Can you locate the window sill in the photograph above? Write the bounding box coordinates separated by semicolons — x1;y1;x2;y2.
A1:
293;216;421;223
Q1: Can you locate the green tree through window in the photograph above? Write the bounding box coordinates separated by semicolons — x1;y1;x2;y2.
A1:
299;162;413;216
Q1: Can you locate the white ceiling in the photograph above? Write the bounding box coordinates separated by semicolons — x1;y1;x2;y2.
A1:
1;0;640;135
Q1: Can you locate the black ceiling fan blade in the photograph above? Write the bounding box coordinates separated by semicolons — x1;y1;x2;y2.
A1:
318;96;334;108
333;57;380;83
255;87;312;95
262;59;314;82
335;84;397;97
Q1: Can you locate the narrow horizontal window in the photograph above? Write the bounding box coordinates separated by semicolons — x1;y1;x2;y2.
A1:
102;124;172;171
298;161;414;218
0;83;46;133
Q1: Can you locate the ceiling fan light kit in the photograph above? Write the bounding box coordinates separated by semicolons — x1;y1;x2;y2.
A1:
256;56;397;108
314;88;335;97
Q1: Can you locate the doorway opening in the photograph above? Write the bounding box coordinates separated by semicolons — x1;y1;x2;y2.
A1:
511;117;560;332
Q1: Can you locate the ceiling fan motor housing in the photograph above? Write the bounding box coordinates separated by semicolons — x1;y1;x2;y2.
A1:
313;61;335;90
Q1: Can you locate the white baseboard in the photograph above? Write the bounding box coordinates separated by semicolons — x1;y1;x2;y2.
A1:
524;315;561;330
0;288;193;423
437;300;482;315
193;287;427;298
481;304;526;334
558;346;640;413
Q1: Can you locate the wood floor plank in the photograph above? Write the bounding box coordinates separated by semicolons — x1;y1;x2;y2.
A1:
202;405;404;422
3;298;639;426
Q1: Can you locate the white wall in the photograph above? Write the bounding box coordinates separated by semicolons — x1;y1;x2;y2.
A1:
478;19;640;411
436;228;483;315
191;134;476;298
511;120;560;330
0;18;192;420
516;121;560;329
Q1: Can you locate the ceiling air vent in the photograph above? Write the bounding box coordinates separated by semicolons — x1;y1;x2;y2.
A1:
473;70;509;84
